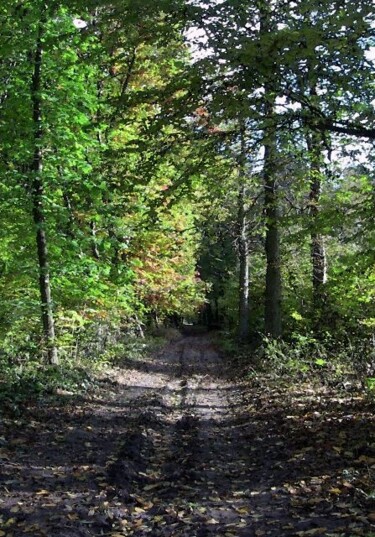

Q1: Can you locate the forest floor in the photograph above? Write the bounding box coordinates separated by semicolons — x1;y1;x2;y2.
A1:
1;333;375;537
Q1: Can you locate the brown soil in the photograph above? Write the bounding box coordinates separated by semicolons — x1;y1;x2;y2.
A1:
1;334;375;536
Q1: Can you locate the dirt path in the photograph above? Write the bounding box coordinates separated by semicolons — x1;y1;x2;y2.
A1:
1;334;375;536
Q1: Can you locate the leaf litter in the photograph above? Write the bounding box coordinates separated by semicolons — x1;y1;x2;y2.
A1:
1;334;375;536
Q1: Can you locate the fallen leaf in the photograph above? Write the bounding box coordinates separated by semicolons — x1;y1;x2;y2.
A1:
329;488;342;495
143;483;159;491
357;455;375;464
235;507;250;515
67;513;79;521
296;528;327;536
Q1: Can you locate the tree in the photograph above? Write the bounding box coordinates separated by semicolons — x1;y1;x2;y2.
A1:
237;126;251;341
30;10;58;364
0;0;210;360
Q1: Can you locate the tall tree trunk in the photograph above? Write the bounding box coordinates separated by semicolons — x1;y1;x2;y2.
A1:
264;137;282;338
238;185;250;341
237;129;250;341
307;134;327;298
260;2;282;338
31;19;58;365
305;83;328;310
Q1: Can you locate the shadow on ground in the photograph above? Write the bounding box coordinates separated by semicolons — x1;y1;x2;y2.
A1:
1;335;375;536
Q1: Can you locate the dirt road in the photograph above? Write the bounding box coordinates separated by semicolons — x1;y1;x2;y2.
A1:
1;334;374;536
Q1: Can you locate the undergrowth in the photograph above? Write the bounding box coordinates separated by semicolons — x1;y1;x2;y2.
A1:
0;327;170;414
222;330;375;391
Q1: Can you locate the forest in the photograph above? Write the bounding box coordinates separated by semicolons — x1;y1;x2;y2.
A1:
0;1;375;536
0;0;374;387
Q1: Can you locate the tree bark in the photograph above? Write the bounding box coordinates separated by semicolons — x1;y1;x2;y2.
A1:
31;19;58;365
237;129;250;342
90;221;101;260
306;132;327;306
260;2;282;338
238;195;250;341
264;139;282;338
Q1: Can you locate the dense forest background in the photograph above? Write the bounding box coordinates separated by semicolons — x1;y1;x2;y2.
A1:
0;0;374;397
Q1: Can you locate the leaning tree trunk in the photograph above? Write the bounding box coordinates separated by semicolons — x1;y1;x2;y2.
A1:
31;20;58;365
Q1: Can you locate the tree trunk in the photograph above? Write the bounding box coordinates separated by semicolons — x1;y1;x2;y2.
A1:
238;194;250;341
90;221;100;260
306;134;327;307
259;1;282;338
237;130;250;342
264;140;282;338
31;19;58;365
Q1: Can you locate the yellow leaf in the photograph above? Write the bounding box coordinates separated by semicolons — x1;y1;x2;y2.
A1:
36;489;49;495
329;488;342;495
235;507;250;515
0;530;6;536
